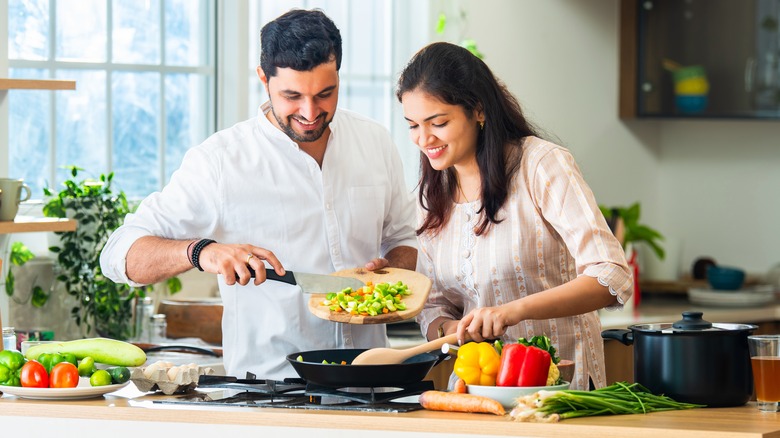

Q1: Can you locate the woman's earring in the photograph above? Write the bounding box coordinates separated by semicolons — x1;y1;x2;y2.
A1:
479;121;485;130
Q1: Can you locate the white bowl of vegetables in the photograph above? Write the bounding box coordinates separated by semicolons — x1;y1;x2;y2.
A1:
467;381;570;409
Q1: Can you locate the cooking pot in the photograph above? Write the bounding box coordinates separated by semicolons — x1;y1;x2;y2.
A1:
602;311;757;407
286;349;443;388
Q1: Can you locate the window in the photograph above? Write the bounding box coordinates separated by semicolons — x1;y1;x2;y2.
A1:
248;1;430;190
7;0;216;199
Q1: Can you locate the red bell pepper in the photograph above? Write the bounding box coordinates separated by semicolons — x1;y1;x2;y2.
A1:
495;343;551;387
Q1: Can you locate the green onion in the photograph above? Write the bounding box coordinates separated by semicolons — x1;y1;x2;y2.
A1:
509;382;705;423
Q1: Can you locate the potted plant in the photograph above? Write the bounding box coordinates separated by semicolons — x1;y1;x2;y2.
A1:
43;166;181;340
599;202;665;261
599;202;664;308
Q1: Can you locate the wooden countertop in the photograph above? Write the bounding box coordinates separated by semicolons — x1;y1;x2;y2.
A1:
1;384;779;437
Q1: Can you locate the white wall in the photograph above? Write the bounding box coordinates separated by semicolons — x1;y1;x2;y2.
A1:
462;0;780;277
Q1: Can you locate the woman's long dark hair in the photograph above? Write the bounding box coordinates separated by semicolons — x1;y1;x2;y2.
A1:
396;42;539;236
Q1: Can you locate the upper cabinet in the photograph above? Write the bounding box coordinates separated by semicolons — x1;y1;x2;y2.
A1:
620;0;780;119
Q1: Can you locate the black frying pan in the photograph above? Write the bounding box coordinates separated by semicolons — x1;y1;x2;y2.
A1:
286;349;442;387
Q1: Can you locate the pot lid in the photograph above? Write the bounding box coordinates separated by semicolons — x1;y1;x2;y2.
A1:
629;311;758;333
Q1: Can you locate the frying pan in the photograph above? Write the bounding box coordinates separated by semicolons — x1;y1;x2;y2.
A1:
286;349;443;388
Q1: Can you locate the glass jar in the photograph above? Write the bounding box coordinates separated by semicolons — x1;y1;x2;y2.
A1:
134;296;154;342
150;314;167;344
3;327;17;351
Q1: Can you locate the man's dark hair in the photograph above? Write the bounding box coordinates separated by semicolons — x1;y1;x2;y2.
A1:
260;9;342;78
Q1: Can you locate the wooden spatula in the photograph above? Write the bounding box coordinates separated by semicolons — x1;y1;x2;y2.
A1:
351;334;459;365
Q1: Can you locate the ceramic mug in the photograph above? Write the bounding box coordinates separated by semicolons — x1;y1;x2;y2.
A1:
0;178;32;221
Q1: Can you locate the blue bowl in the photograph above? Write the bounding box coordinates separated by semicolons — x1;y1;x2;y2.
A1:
706;265;745;291
675;94;708;114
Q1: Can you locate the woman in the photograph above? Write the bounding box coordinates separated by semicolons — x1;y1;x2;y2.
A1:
397;42;633;390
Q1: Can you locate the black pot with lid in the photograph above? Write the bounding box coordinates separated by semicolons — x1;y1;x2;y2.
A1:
602;311;757;407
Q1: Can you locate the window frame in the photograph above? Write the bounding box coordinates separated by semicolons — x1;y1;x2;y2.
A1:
3;0;217;200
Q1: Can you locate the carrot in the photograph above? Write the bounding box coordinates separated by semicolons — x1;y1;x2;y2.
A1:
419;390;505;416
453;378;467;394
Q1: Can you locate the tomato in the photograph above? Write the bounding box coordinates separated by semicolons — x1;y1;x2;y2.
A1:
50;361;79;388
20;360;49;388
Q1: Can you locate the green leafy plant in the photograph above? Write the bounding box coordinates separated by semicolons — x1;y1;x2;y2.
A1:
4;241;48;307
435;8;484;58
43;165;181;340
600;202;665;260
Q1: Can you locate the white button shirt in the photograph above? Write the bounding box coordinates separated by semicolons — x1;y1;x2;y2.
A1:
101;104;417;379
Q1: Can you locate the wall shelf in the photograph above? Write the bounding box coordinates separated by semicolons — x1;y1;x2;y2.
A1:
0;78;76;91
0;217;77;234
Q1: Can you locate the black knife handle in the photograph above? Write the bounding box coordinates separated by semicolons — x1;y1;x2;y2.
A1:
247;267;297;285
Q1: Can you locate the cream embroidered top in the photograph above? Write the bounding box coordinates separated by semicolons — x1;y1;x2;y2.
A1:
415;137;633;390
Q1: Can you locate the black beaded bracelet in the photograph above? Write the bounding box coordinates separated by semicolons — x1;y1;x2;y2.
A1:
190;238;216;272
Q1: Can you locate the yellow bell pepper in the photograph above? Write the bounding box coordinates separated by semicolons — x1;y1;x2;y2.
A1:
453;342;501;386
546;363;560;386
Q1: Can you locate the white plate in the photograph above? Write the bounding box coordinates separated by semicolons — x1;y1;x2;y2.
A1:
688;285;775;308
0;380;129;400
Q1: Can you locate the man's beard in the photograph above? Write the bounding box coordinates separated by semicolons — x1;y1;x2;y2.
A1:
270;105;331;143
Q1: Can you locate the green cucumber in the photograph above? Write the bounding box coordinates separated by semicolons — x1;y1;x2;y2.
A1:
24;338;146;367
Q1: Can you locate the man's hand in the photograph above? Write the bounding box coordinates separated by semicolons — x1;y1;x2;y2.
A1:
364;257;389;271
198;243;285;286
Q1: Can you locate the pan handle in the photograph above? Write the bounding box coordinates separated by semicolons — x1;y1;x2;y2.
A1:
143;345;221;357
601;329;634;346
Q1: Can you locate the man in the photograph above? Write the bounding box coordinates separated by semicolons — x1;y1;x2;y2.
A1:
100;9;417;379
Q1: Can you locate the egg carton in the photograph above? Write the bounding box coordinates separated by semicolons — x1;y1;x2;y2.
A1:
131;362;215;395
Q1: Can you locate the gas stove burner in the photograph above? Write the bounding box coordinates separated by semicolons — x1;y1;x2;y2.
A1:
196;374;307;395
153;374;434;413
305;380;434;404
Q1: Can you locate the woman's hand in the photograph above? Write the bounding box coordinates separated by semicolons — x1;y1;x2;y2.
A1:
199;243;285;286
456;304;520;344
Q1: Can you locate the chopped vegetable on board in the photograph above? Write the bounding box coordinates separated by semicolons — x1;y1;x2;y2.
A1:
453;342;501;386
322;281;410;316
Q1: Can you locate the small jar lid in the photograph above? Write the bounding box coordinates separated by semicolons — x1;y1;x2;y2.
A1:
2;327;15;334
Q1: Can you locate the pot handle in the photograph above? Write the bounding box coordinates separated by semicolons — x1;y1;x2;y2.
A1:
601;329;634;346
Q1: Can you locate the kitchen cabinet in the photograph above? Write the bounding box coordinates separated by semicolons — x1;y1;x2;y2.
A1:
620;0;780;119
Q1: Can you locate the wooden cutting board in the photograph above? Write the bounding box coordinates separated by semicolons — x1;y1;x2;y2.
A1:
307;267;432;324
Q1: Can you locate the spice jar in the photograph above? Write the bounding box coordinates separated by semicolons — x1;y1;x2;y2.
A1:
3;327;17;351
150;314;167;344
134;296;154;342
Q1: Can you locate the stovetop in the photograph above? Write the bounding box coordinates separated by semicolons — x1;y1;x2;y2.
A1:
153;374;433;413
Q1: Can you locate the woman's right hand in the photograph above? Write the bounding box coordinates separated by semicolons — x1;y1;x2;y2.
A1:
199;243;285;286
456;304;519;344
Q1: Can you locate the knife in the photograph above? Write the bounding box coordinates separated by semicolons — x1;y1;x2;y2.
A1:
248;267;366;294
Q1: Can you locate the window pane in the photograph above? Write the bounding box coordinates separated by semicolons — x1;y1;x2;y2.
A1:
112;72;161;198
347;1;389;76
56;0;107;62
165;73;208;182
55;70;107;186
113;0;161;64
340;80;391;126
9;68;51;198
165;0;207;66
8;0;49;61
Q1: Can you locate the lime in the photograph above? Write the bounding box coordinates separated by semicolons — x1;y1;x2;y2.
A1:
89;369;112;387
78;356;96;377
